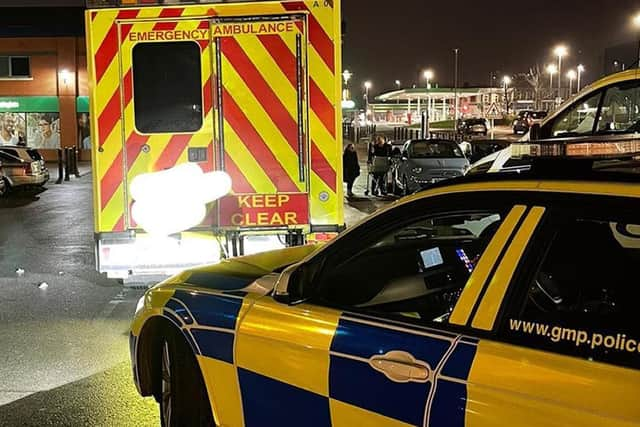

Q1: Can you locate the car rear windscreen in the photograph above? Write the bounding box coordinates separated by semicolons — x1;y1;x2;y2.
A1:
26;149;42;161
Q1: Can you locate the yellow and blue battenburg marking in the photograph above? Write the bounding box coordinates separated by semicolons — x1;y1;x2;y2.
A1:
164;290;246;363
144;288;484;427
329;313;479;427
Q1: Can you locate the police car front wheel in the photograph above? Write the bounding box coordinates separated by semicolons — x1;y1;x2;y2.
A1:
157;328;214;427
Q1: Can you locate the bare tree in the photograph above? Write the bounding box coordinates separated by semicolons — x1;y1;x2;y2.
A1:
526;65;544;110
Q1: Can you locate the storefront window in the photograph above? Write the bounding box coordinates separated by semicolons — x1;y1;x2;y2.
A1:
0;112;25;146
27;113;60;149
78;112;91;150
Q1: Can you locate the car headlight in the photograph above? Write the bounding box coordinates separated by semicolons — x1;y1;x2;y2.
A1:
412;167;423;174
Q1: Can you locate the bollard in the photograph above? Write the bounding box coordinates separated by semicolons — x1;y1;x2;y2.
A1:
64;147;70;182
73;147;80;177
55;148;63;184
69;147;75;178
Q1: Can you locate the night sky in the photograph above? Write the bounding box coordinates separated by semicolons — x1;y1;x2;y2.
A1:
343;0;640;97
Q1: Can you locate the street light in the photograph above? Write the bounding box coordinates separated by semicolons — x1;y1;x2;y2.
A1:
423;69;434;136
423;69;434;89
567;70;577;96
554;45;568;95
364;81;372;125
577;64;585;92
342;70;352;101
502;75;512;115
342;69;352;85
633;13;640;67
395;80;401;105
546;64;558;90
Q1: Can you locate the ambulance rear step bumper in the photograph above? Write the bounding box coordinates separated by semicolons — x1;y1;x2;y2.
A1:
95;232;222;280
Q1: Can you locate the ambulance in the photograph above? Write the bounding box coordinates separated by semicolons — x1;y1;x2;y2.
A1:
85;0;344;279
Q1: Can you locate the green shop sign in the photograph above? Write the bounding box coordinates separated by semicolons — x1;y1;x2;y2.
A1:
76;96;89;113
0;96;60;113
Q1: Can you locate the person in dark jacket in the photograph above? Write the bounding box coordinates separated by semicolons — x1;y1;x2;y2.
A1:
343;143;360;197
368;136;392;196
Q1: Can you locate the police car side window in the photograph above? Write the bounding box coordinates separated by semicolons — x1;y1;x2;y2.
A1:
314;210;506;326
548;92;601;138
504;217;640;369
597;83;640;134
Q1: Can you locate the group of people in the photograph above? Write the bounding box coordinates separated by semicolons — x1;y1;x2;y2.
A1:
342;136;393;198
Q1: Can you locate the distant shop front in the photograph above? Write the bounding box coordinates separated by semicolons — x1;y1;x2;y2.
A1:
0;95;91;159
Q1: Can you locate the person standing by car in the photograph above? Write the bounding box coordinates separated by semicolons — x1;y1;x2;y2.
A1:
343;143;360;198
368;135;392;196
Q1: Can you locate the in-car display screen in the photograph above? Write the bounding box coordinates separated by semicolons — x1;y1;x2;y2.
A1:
420;247;444;269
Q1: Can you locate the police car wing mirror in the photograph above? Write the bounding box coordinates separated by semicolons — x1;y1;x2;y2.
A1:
530;123;541;141
273;262;309;305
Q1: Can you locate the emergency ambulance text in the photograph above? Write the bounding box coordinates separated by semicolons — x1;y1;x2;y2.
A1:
212;22;295;36
129;29;209;42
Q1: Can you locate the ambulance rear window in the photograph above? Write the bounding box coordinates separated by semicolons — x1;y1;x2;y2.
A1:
132;41;203;134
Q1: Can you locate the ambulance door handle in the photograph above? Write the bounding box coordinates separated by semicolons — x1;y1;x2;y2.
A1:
368;351;431;383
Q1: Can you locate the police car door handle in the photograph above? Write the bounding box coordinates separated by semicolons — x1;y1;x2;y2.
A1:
368;351;431;383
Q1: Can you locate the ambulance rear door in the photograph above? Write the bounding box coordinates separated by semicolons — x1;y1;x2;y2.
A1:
212;16;310;230
118;17;216;230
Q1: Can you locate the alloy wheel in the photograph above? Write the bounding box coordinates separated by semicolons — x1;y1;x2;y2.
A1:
161;340;172;426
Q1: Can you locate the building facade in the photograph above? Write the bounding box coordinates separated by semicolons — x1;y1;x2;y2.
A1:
0;7;88;160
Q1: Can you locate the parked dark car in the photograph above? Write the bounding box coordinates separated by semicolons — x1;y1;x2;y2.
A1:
458;118;488;136
513;110;547;134
460;139;512;163
392;139;470;195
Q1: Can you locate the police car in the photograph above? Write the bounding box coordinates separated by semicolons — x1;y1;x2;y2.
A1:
469;69;640;175
131;139;640;426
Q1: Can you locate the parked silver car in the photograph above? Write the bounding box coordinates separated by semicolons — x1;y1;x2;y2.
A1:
0;147;49;190
392;139;470;195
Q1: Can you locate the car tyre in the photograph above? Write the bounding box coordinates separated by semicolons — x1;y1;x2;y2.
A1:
158;328;214;427
2;179;11;196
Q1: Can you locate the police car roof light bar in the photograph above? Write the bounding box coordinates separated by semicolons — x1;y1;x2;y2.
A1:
512;140;640;161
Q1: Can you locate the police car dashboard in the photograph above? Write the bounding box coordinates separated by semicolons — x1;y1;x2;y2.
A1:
315;215;498;324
